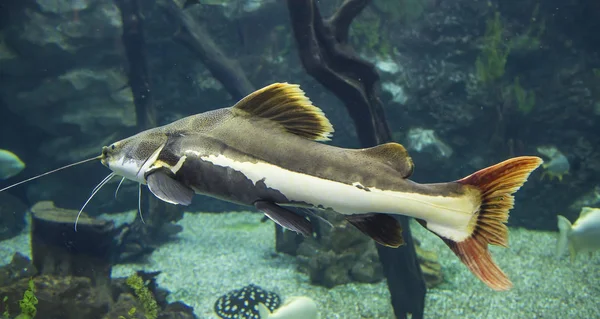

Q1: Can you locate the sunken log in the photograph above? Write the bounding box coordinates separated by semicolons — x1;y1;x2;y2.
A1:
115;0;156;129
30;201;114;287
115;0;185;262
286;1;426;318
161;0;255;100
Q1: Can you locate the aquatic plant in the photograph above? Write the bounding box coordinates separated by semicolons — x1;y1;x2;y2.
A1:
513;77;535;114
118;307;138;319
350;9;389;57
12;278;37;319
510;3;546;54
125;273;158;319
475;12;510;85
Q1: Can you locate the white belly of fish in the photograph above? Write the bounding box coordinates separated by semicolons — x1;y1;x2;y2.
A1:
197;153;476;240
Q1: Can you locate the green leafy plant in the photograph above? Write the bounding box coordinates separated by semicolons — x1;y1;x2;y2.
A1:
475;12;510;84
125;273;158;319
118;307;137;319
510;3;546;53
13;278;37;319
512;77;535;114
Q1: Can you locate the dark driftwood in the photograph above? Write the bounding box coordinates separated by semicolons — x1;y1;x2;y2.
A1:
286;0;426;318
161;0;255;100
115;0;184;262
116;0;156;129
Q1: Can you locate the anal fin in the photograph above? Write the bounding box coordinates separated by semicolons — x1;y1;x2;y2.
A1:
146;168;194;205
254;200;313;237
345;213;404;247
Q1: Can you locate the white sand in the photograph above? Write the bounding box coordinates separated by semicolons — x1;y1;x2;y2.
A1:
1;211;598;319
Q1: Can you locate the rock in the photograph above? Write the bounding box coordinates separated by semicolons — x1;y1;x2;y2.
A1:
109;271;197;319
291;211;385;288
0;275;110;319
0;253;37;287
280;209;443;289
103;293;143;319
1;0;123;77
12;67;136;138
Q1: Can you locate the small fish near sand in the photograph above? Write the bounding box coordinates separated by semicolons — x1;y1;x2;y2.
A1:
557;207;600;261
258;296;319;319
0;149;25;180
0;82;543;291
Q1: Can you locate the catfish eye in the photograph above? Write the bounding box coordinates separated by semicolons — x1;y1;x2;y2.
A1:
111;144;115;150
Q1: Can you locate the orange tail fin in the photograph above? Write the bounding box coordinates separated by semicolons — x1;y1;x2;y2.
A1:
448;156;543;290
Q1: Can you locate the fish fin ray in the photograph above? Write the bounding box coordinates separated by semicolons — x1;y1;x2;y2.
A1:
231;82;334;141
345;213;404;247
556;215;571;258
146;168;194;205
254;201;313;237
442;236;512;290
445;156;543;290
359;143;414;178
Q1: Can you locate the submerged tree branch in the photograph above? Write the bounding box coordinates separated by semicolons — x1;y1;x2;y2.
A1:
161;0;255;100
116;0;156;129
115;0;184;262
287;1;426;318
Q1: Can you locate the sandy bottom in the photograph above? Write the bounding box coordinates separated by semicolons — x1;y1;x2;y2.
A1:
1;210;598;319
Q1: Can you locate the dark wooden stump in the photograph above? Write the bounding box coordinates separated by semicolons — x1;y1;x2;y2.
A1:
30;201;115;288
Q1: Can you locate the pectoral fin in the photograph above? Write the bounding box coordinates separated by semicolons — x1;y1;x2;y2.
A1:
254;200;313;237
146;168;194;205
345;213;404;247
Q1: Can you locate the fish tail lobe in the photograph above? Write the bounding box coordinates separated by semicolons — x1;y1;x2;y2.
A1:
446;156;543;291
556;215;574;260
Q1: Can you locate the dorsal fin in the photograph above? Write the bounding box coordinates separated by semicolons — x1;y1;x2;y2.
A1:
231;82;334;141
579;207;597;219
361;143;414;178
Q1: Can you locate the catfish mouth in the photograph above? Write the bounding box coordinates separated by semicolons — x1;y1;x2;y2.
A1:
100;146;110;167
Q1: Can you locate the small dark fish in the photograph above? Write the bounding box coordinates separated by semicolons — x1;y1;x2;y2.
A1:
214;284;280;319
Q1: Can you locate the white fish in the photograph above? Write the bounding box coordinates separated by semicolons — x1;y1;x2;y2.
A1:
557;207;600;260
258;296;319;319
0;149;25;180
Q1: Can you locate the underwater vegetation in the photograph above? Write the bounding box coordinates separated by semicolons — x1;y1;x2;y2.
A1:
122;273;159;319
1;278;37;319
475;12;509;85
474;8;541;115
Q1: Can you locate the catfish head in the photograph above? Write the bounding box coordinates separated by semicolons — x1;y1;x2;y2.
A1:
101;130;168;184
